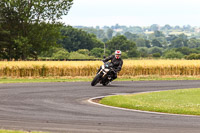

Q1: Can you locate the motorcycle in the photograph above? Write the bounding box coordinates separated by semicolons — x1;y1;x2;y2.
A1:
91;61;116;86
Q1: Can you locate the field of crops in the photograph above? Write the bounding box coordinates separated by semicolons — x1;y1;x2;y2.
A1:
0;60;200;78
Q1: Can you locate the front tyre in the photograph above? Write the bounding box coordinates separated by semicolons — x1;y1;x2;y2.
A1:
91;74;101;86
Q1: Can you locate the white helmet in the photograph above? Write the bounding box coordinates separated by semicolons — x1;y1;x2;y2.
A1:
115;50;121;59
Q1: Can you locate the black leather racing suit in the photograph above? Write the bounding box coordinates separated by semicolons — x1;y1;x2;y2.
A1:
103;55;123;80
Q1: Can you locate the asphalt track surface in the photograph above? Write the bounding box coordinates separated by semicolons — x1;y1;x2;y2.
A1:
1;81;200;133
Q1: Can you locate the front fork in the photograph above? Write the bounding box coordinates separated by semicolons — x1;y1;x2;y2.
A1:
97;69;107;77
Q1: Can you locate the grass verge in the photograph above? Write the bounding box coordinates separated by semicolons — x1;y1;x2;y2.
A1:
0;129;48;133
100;88;200;115
1;76;200;83
0;77;91;83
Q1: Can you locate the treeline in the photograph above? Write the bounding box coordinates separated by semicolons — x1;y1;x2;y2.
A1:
77;24;200;38
40;25;200;60
2;22;200;60
39;25;138;59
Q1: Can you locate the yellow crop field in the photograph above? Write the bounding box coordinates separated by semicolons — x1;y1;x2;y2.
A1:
0;60;200;78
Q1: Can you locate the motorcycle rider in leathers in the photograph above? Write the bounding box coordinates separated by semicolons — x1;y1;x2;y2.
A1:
102;50;123;82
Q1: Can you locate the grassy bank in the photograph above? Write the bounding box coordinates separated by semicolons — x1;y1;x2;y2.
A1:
100;88;200;115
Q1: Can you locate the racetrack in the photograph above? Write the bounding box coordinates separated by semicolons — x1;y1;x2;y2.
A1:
1;80;200;133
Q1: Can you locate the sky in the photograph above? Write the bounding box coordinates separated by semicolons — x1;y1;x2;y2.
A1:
62;0;200;27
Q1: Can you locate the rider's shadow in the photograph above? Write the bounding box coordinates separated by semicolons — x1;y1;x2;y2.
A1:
91;83;126;88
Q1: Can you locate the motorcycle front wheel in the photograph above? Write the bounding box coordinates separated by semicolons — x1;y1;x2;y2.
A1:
91;74;101;86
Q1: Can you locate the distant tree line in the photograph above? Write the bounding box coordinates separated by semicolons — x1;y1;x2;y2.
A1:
69;24;200;60
40;25;200;60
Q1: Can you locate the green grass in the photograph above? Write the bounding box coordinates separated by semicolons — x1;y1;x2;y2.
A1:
116;76;200;81
100;88;200;115
0;129;48;133
1;76;200;83
0;77;91;83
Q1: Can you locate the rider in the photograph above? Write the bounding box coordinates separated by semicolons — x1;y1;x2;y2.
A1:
102;50;123;81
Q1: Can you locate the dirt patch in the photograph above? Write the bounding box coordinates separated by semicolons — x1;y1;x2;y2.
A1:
92;98;102;103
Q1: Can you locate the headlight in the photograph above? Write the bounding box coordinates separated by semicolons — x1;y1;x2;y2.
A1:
104;69;109;72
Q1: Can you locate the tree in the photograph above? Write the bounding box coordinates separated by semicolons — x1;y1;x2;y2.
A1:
28;23;63;59
0;0;73;60
106;28;113;39
183;25;192;31
121;52;128;59
187;38;200;48
129;26;143;33
175;47;191;55
127;48;139;58
102;38;109;43
68;51;94;59
175;47;200;56
90;48;111;58
148;47;163;55
81;27;106;39
145;40;151;48
40;47;65;58
174;25;181;30
166;35;178;42
178;33;188;40
0;24;10;59
150;24;159;31
152;39;162;47
59;26;104;52
77;49;90;55
136;38;146;47
170;38;187;48
153;30;165;37
106;35;136;53
52;49;69;59
138;47;148;57
124;32;138;41
161;24;172;30
164;50;184;59
0;12;10;59
153;52;161;58
185;53;200;60
0;0;73;24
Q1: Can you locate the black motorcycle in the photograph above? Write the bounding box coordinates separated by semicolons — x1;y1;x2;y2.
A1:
91;61;116;86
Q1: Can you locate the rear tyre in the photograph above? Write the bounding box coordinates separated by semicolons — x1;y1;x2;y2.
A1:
91;74;101;86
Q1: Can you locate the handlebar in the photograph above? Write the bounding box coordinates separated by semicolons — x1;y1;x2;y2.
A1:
102;61;117;73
